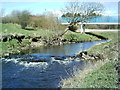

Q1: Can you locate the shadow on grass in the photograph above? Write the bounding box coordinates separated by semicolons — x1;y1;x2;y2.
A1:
85;32;108;40
25;28;35;31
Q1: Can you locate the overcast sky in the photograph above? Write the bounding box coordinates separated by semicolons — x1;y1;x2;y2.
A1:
0;0;119;17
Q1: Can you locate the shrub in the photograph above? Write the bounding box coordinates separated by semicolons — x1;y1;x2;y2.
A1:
29;11;66;31
18;10;31;29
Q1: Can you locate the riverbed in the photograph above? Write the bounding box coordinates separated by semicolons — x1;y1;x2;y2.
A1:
1;40;107;88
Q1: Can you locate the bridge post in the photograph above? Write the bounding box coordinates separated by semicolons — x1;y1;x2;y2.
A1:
80;23;85;33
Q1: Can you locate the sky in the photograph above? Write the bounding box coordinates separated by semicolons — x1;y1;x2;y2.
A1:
0;0;119;17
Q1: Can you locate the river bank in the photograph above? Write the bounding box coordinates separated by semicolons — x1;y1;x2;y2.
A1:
1;24;104;57
61;31;119;88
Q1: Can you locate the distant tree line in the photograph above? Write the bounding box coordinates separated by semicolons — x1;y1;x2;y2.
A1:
2;10;31;29
2;10;64;30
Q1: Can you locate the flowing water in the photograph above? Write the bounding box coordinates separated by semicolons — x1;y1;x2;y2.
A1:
1;40;107;88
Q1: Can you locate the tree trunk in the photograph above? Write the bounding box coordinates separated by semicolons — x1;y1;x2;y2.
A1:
59;28;69;36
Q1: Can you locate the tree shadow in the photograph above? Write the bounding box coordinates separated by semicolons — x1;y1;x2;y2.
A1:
86;32;108;40
25;28;35;31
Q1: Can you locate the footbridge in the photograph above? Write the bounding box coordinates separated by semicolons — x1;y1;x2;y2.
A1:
61;22;119;25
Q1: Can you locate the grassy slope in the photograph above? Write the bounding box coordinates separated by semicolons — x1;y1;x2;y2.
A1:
62;31;118;88
79;60;117;88
62;30;100;42
62;60;118;88
84;32;118;88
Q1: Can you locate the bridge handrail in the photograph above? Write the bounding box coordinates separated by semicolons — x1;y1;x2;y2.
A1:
61;22;120;25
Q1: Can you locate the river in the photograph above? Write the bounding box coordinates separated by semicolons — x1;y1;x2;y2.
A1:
1;40;107;88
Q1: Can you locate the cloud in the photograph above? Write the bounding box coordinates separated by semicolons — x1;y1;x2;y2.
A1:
45;9;63;17
51;10;63;17
105;11;112;14
103;10;118;16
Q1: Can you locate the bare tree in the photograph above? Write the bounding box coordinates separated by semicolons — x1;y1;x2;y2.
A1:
62;1;104;33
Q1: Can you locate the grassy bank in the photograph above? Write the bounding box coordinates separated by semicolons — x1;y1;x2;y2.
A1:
62;31;119;88
1;24;100;57
62;60;118;88
62;30;100;42
79;60;117;88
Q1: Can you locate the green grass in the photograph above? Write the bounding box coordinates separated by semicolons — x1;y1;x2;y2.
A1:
91;32;118;39
79;60;118;88
62;60;118;88
87;33;118;62
22;39;30;44
62;30;100;42
0;39;21;56
2;24;33;35
2;24;63;38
